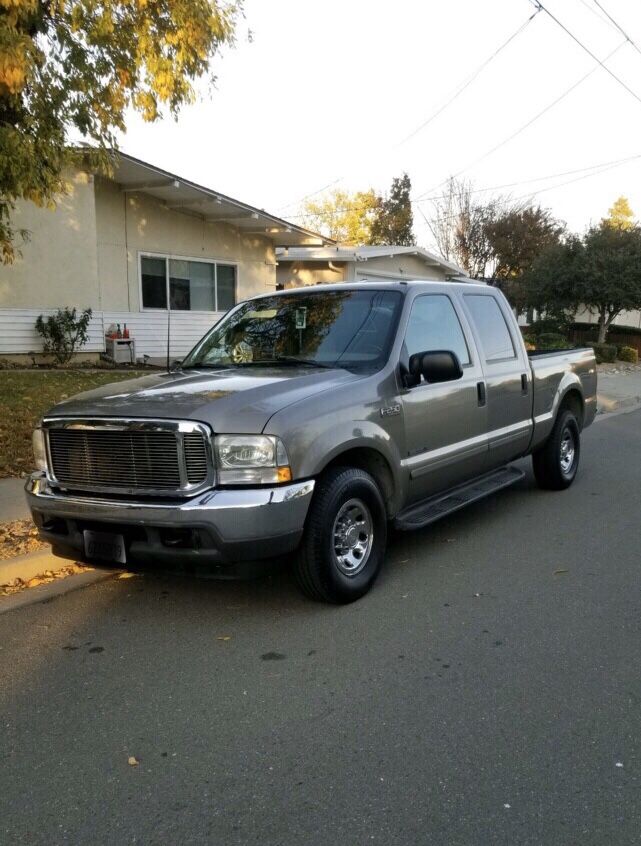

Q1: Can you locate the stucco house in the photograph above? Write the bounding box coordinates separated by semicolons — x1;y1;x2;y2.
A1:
0;153;467;363
0;152;328;362
276;245;466;288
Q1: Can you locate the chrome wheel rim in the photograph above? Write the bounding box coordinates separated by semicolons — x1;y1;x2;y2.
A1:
560;427;576;475
332;498;374;577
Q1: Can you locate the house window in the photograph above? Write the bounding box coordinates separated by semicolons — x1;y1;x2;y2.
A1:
140;255;236;311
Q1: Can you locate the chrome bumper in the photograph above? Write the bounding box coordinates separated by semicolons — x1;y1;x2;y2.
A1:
25;474;315;567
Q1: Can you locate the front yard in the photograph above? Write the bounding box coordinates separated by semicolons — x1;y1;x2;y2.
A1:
0;370;147;478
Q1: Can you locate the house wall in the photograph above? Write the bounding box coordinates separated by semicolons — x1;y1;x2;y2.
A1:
0;172;278;358
0;170;100;311
94;177;277;311
277;261;347;288
574;306;641;330
351;255;449;281
276;255;450;289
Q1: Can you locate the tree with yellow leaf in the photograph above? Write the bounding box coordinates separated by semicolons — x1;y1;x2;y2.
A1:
302;189;379;245
605;196;635;230
0;0;242;262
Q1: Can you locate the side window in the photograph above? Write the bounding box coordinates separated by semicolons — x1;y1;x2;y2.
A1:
404;294;470;366
464;294;516;362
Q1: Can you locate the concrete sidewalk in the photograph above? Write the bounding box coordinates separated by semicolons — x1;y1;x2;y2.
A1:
0;477;29;522
596;363;641;414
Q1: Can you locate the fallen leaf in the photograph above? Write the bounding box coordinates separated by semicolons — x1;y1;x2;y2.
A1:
128;756;139;767
553;569;569;576
118;572;135;580
217;636;232;641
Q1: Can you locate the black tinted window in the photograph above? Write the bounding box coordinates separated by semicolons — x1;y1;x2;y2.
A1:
464;294;516;361
405;295;470;365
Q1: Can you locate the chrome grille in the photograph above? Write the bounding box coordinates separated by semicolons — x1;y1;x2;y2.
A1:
183;432;208;484
45;419;212;496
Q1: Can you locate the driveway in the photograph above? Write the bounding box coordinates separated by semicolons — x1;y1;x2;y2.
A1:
1;409;640;845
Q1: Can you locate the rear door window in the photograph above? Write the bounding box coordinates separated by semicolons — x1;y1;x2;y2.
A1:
464;294;516;362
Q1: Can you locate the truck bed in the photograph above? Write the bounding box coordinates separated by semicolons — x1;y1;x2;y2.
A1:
528;347;598;449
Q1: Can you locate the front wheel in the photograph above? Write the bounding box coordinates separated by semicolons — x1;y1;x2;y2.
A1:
532;409;581;490
294;467;387;603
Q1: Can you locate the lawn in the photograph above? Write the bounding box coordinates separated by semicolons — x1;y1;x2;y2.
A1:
0;370;148;478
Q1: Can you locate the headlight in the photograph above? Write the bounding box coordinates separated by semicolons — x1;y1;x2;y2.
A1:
32;428;48;472
214;435;292;485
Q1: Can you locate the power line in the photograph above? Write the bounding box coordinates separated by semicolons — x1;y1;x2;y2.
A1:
412;38;627;201
417;152;641;202
530;0;641;105
590;0;641;57
419;155;640;227
576;0;620;32
276;11;540;213
284;152;641;221
392;9;540;149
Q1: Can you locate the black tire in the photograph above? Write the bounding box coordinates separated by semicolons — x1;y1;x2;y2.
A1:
532;408;581;490
294;466;387;604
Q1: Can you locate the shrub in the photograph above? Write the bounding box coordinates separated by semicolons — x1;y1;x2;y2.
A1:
35;307;93;365
617;345;639;364
527;317;572;339
587;342;617;364
537;332;569;350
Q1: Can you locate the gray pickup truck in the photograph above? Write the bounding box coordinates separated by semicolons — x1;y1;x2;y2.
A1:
26;281;597;603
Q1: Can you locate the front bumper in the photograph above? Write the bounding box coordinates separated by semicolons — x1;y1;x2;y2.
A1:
25;474;315;571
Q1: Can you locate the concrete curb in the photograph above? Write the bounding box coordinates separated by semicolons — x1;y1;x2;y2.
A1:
0;568;114;615
595;398;641;422
0;549;64;586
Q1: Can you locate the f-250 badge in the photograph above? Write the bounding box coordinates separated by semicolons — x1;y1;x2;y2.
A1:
380;403;401;417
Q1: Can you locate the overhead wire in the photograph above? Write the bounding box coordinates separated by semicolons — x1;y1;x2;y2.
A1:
391;8;540;149
276;10;541;213
590;0;641;57
283;152;641;221
529;0;641;105
412;37;627;201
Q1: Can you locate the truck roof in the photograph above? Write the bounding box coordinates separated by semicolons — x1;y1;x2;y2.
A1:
261;279;490;298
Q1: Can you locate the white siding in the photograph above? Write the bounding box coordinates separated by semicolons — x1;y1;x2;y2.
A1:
0;308;222;359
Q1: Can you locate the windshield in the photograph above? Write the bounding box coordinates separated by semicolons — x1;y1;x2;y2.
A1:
182;289;403;371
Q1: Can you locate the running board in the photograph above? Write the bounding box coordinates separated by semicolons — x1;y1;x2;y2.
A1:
394;466;525;531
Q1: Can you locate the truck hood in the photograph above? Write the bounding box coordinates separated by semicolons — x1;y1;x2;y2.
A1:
45;366;362;433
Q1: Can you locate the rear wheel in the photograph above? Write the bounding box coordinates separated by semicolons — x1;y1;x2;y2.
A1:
294;467;387;603
532;408;580;490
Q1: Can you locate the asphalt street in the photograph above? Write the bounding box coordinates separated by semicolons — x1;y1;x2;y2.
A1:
1;408;640;846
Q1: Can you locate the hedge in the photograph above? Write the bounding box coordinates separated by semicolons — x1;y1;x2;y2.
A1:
618;346;639;364
587;342;617;364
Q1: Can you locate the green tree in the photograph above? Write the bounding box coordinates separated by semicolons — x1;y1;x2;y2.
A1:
485;205;564;313
302;188;379;244
0;0;242;263
369;172;415;246
605;196;634;230
525;223;641;343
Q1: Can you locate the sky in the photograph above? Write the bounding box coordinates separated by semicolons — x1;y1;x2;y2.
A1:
119;0;641;250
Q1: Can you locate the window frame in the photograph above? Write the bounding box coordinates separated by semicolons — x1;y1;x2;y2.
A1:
462;293;518;364
403;292;474;370
138;251;238;313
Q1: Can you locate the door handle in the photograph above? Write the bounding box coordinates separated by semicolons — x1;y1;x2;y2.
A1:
521;373;528;393
477;381;486;407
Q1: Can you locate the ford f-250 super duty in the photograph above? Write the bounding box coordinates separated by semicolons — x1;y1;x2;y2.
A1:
26;281;597;603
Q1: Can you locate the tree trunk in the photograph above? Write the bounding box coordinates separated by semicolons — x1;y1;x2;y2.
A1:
597;312;607;344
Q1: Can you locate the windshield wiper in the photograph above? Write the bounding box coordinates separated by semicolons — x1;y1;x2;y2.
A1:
271;356;337;369
180;363;234;370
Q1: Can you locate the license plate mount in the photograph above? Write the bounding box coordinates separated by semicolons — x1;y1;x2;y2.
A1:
83;529;127;565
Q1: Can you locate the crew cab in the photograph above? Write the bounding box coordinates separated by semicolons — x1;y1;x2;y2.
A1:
26;281;597;603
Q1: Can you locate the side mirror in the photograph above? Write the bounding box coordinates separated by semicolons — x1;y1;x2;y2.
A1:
169;359;183;372
406;350;463;386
